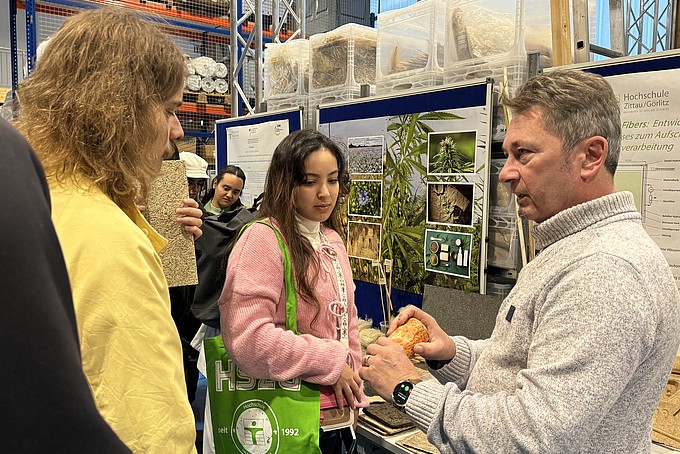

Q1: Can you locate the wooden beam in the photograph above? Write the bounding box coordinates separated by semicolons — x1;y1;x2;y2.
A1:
550;0;573;66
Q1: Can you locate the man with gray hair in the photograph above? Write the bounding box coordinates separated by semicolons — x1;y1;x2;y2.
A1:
361;69;680;453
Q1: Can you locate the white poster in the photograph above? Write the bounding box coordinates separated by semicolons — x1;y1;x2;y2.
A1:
225;119;289;207
606;69;680;288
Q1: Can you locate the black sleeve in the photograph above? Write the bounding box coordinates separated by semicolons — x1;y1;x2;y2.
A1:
0;119;131;453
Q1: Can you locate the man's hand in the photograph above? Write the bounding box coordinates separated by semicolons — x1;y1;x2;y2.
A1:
176;198;203;240
359;338;422;403
389;305;456;362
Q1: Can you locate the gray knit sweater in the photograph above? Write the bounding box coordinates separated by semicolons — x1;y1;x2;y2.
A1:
407;192;680;453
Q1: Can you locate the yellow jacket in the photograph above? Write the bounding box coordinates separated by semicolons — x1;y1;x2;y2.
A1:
50;177;196;453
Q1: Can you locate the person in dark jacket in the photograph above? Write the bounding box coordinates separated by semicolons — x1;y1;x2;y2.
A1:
0;117;131;453
192;164;254;451
192;164;251;325
201;165;246;215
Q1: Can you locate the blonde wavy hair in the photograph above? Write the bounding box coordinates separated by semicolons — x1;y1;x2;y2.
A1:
16;7;187;215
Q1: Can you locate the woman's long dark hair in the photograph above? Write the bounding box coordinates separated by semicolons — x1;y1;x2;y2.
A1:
201;165;246;211
258;129;349;325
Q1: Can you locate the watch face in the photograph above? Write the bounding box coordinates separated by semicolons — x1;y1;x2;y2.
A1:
393;381;413;407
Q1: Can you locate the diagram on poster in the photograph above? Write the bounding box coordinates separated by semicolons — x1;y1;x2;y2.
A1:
225;119;289;207
606;68;680;286
614;162;647;221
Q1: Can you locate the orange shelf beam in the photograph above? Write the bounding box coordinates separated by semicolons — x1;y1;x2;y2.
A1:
178;102;230;116
18;0;292;41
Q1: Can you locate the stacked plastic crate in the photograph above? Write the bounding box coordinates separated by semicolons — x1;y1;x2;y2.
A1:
443;0;553;91
486;158;520;296
375;0;447;95
263;39;310;118
308;23;377;107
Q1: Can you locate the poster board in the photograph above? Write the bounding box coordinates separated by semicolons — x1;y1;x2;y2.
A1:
318;81;494;295
214;108;303;207
565;49;680;289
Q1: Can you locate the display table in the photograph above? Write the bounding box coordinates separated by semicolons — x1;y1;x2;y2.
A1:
356;422;424;454
357;423;678;454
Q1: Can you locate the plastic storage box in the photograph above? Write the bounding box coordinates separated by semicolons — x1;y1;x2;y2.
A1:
309;23;377;103
375;0;447;94
266;96;312;127
523;0;554;69
487;158;519;270
266;96;306;112
444;0;552;89
489;158;514;214
486;281;514;298
487;213;519;270
264;39;309;101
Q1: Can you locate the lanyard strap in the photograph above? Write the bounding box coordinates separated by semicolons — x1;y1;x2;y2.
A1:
320;232;349;349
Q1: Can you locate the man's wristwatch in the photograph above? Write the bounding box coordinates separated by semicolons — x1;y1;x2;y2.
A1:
392;380;415;412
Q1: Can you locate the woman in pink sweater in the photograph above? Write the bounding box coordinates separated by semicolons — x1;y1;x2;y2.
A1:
219;128;367;453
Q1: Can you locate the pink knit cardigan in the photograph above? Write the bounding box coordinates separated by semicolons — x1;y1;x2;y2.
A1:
219;220;368;408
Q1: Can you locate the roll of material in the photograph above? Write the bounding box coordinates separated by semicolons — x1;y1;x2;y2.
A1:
214;78;228;94
201;77;216;93
192;56;217;78
185;74;202;91
213;62;228;79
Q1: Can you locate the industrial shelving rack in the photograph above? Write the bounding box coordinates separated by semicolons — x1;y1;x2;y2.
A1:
7;0;303;167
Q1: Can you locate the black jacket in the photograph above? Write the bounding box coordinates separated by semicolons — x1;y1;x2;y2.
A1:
0;118;130;452
190;207;255;327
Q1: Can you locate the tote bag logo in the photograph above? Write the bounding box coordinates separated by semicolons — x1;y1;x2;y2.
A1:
232;399;280;454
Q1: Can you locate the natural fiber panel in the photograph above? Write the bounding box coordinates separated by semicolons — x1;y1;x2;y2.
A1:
358;413;413;436
396;430;439;454
363;402;414;430
652;356;680;449
145;160;198;287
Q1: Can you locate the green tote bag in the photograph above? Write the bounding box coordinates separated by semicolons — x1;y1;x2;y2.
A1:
204;220;322;454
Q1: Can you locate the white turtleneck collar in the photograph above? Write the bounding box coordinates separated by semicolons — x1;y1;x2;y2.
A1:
294;211;321;250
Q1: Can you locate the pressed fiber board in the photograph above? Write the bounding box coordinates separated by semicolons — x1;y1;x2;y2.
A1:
145;160;198;287
363;402;414;430
396;430;439;454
